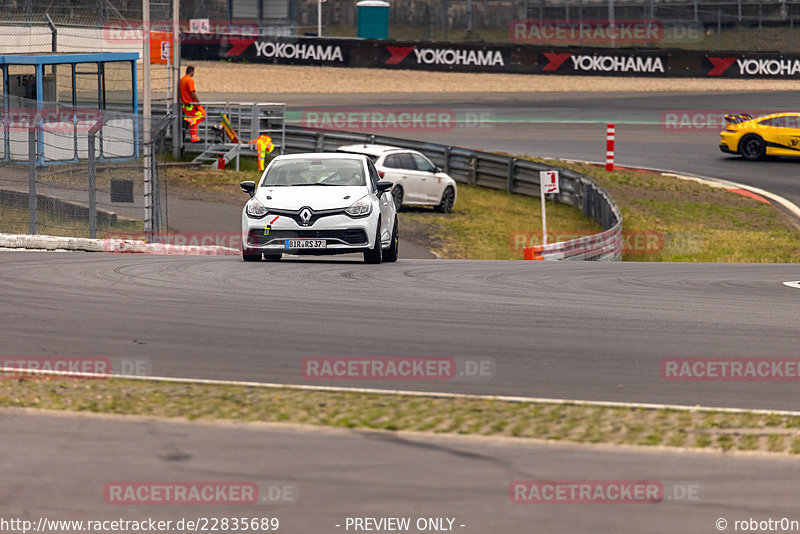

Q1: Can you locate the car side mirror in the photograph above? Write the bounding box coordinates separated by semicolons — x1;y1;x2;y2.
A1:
376;180;393;196
434;166;442;173
240;181;256;198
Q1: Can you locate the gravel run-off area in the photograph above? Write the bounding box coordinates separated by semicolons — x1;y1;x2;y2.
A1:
192;60;800;93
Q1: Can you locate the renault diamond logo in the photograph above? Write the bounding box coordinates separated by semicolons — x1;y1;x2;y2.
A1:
299;208;312;225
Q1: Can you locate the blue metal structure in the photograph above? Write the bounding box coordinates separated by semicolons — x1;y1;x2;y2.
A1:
0;52;139;165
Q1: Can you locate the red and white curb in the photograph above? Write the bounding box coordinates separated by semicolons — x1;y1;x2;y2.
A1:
0;233;238;255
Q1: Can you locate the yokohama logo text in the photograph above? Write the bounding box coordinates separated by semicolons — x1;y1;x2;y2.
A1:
570;54;665;73
736;58;800;76
253;41;344;62
412;48;505;66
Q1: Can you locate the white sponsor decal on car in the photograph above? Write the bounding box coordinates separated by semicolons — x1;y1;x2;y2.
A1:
254;41;344;62
569;54;665;73
412;48;504;66
736;58;800;76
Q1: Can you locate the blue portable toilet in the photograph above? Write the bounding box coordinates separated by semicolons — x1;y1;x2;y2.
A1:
357;0;390;40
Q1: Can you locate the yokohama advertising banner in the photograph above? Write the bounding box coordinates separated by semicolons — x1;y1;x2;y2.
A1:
181;34;800;78
536;50;670;76
703;54;800;77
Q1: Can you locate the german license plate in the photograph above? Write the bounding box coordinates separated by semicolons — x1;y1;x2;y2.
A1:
285;239;326;249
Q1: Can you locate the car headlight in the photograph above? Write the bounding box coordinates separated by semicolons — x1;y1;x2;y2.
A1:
345;196;372;217
246;198;269;218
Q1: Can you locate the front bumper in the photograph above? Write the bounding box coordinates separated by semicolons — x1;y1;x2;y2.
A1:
249;228;368;247
242;211;375;254
719;143;735;154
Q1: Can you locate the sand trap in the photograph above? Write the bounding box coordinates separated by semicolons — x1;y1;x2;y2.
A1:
191;60;800;94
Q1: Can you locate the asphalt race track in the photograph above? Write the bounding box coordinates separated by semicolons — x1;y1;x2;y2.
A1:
2;252;798;410
4;409;800;533
3;89;800;533
208;90;800;209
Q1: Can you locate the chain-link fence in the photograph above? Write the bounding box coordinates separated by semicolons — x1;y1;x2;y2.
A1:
0;105;169;241
303;0;800;52
0;1;176;240
0;0;176;113
4;0;795;57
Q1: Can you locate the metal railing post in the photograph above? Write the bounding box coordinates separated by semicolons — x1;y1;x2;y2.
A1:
45;13;57;52
28;123;37;235
507;158;516;193
88;130;97;238
151;142;160;237
251;103;259;142
172;0;181;160
280;104;286;155
469;155;477;185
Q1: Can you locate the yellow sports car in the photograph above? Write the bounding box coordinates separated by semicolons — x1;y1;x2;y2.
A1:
719;112;800;161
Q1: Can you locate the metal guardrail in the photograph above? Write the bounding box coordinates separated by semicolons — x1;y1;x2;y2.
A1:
282;126;623;261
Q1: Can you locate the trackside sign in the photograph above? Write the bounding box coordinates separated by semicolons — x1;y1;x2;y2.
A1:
705;56;800;77
384;45;507;69
540;51;668;75
181;34;800;78
253;41;344;62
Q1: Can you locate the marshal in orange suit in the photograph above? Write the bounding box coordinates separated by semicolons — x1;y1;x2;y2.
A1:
180;65;205;143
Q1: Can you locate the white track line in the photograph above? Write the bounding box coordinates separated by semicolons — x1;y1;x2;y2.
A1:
3;367;800;417
784;281;800;289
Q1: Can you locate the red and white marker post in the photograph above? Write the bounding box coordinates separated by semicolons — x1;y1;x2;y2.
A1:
606;123;615;171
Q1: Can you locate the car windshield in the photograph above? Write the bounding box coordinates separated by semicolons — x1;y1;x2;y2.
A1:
261;158;366;187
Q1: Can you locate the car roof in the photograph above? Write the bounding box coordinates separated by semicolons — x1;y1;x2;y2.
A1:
336;144;409;157
271;152;370;161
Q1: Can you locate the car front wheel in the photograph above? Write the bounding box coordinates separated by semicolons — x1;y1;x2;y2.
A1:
739;134;766;161
383;217;399;263
436;186;455;213
363;224;382;264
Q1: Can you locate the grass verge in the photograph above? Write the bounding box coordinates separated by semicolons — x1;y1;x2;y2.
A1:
3;377;800;455
401;183;601;259
408;158;800;262
167;157;265;203
541;159;800;262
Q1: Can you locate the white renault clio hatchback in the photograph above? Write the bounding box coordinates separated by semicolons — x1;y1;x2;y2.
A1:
240;153;398;264
337;144;457;213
